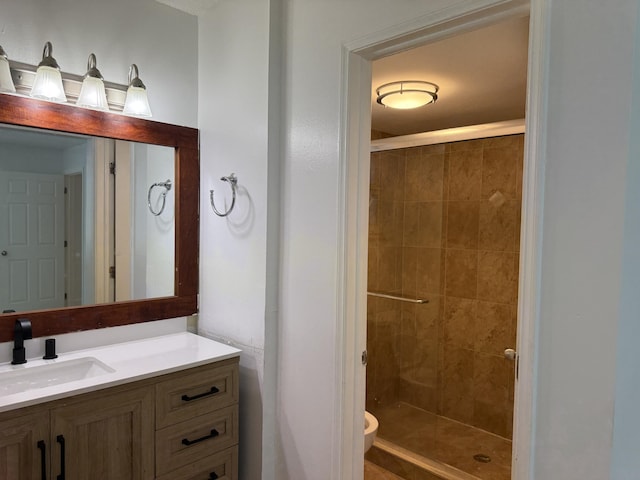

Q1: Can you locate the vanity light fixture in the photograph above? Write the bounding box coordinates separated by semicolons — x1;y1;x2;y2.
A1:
123;64;152;117
1;42;151;117
76;53;109;110
376;80;439;109
0;46;16;93
30;41;67;103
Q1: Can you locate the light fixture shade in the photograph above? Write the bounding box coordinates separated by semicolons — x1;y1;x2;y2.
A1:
376;80;439;109
123;85;152;117
0;46;16;93
30;42;67;102
77;76;108;110
123;64;152;117
77;54;108;110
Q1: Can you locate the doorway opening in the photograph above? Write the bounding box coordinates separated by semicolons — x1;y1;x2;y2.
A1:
64;173;83;307
364;16;528;480
338;0;546;478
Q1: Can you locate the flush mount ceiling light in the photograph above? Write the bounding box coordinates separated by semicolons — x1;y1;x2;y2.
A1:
376;80;439;109
76;53;108;110
30;41;67;103
0;45;16;93
123;64;152;117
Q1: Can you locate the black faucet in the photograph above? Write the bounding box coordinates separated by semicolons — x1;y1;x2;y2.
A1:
12;319;32;365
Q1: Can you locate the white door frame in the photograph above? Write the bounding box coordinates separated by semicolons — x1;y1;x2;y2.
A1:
337;0;550;478
114;140;133;302
94;138;115;304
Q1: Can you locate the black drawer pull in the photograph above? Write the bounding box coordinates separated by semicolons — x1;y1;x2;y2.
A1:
181;386;219;402
182;428;219;446
56;435;66;480
209;473;219;480
37;440;46;480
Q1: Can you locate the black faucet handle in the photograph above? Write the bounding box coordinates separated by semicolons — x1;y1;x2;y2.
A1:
15;318;32;340
43;338;58;360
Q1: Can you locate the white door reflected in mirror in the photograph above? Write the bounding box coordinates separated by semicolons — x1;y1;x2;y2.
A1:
0;125;175;313
0;172;64;311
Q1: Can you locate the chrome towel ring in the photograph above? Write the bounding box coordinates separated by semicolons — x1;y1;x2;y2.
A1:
210;173;238;217
148;179;172;216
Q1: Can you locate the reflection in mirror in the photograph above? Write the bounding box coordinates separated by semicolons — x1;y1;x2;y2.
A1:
129;142;175;300
0;125;175;314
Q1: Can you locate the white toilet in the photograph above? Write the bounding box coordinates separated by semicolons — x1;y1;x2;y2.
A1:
364;411;379;453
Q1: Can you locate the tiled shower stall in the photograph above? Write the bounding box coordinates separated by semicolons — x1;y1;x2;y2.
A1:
366;134;523;479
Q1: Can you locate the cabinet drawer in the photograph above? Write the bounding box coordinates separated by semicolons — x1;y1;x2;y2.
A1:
156;445;238;480
156;405;238;476
156;361;238;429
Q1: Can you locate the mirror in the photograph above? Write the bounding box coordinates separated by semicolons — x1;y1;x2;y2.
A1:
0;125;176;312
0;94;199;342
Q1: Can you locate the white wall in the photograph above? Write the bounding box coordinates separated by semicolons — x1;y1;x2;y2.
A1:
133;144;149;299
0;144;63;173
131;143;175;299
197;1;275;479
533;1;639;478
145;145;175;297
62;143;87;175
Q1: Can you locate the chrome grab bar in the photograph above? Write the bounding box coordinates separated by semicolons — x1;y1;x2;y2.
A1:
366;292;428;304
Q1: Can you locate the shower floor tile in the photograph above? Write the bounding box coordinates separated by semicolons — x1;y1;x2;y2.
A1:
372;402;511;480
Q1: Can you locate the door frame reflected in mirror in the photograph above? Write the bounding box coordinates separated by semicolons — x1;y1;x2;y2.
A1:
0;94;199;343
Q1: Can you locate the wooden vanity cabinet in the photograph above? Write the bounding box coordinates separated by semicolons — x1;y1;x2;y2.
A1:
0;357;239;480
50;385;155;479
155;361;239;480
0;386;153;480
0;410;49;479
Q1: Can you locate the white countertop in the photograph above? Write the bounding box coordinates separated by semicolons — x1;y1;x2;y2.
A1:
0;332;241;413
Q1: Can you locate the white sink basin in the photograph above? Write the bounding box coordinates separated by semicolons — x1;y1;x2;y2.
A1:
0;357;115;397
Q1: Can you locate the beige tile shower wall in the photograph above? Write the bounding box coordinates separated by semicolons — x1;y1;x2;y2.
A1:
366;134;523;439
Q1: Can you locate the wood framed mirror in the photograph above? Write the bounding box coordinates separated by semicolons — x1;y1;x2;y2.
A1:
0;94;199;342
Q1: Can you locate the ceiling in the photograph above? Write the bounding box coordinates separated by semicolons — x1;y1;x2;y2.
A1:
371;15;529;137
0;125;88;150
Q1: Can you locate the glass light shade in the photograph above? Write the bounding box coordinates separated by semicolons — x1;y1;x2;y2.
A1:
77;76;108;110
76;53;108;110
123;85;152;117
376;81;438;110
123;64;152;117
0;56;16;93
381;91;433;109
31;65;67;102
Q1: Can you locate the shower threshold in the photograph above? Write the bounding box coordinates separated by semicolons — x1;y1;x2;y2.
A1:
367;402;511;480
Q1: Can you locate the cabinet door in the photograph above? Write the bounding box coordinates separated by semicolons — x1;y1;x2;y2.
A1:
51;386;154;480
0;410;49;480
